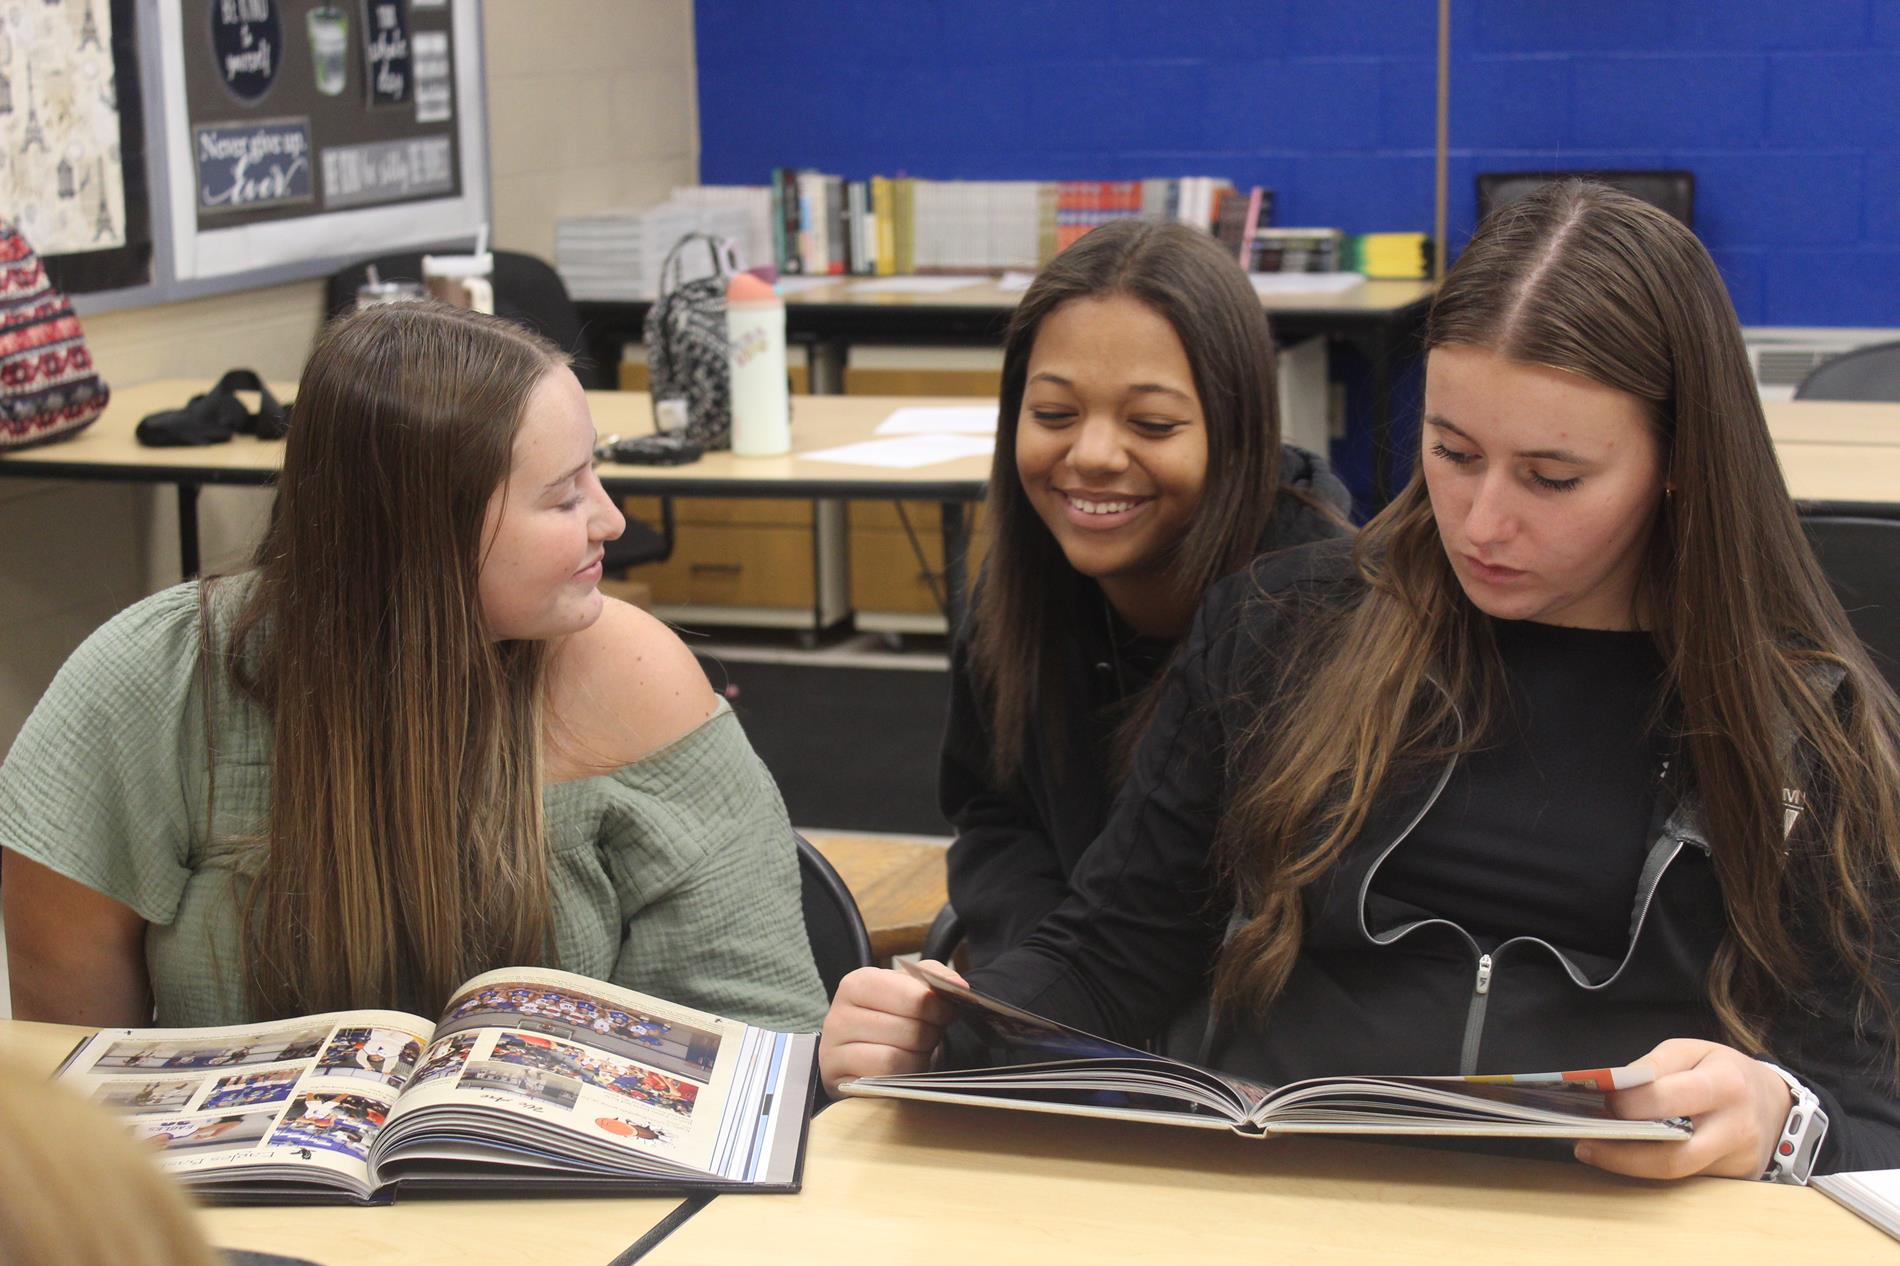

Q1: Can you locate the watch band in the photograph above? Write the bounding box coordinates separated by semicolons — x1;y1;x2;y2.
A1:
1758;1062;1828;1185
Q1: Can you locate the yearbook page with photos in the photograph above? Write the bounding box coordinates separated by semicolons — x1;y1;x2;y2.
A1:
841;962;1691;1143
55;966;818;1204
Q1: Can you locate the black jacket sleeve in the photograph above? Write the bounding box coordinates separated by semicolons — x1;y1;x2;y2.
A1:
962;577;1254;1043
939;637;1072;966
1766;790;1900;1172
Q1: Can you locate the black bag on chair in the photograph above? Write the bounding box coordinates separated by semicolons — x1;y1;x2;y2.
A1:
642;233;739;450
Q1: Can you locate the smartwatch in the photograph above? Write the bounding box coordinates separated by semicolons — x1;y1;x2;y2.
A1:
1758;1062;1828;1185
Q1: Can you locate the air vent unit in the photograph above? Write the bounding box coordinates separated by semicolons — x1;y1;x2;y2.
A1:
1744;328;1900;401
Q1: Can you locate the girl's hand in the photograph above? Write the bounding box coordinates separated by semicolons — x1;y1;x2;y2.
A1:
817;962;965;1097
1575;1038;1797;1180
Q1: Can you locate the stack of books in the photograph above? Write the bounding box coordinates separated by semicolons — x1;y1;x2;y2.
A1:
664;185;776;278
1346;231;1434;279
553;201;753;300
1250;227;1346;273
768;171;1249;277
555;176;1433;296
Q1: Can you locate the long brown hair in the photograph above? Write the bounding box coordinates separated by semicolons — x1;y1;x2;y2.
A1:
973;218;1287;782
223;301;569;1018
1214;181;1900;1073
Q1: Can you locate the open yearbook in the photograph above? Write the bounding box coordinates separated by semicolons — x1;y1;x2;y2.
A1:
841;962;1692;1143
53;966;817;1204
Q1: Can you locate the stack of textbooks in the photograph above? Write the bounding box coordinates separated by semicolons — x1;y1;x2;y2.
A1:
54;966;818;1203
553;199;754;301
555;176;1433;295
766;171;1250;277
1249;227;1346;274
1346;231;1435;279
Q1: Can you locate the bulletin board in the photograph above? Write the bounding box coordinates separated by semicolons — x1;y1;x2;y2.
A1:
60;0;488;311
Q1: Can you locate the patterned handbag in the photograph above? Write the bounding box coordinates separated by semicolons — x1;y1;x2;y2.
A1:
643;233;740;450
0;221;109;450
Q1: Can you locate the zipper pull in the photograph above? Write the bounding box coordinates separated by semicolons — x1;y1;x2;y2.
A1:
1474;953;1493;995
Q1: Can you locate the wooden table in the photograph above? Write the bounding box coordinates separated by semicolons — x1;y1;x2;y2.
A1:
1764;399;1900;447
0;1019;696;1266
578;277;1437;501
645;1096;1888;1265
802;832;949;962
0;380;994;621
8;385;1898;600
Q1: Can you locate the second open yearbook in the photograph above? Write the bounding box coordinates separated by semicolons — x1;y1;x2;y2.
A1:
841;961;1692;1144
54;966;817;1204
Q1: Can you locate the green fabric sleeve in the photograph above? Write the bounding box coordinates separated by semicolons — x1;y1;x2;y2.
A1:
0;584;204;924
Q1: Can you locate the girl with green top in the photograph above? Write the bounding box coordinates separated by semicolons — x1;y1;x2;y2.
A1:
0;301;827;1033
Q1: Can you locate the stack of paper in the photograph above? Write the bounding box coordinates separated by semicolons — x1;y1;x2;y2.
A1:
554;203;752;301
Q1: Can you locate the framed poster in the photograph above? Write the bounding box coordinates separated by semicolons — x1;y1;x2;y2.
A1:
143;0;487;288
1;0;154;293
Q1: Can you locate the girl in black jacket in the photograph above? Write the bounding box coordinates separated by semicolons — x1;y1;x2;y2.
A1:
824;183;1900;1183
942;217;1351;968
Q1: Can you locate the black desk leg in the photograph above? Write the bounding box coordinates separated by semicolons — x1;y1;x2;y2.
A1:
1369;329;1397;507
177;482;202;580
808;340;847;395
941;501;970;636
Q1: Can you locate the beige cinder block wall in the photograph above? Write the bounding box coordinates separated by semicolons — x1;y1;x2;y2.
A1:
0;0;701;754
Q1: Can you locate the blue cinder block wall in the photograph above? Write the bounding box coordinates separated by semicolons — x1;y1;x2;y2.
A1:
696;0;1900;328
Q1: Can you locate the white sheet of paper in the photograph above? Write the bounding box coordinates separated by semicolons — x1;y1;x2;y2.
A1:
997;271;1037;293
797;435;996;469
1250;272;1366;295
874;407;999;437
775;276;840;295
846;275;991;294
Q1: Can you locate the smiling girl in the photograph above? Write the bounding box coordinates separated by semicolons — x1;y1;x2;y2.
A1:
824;183;1900;1182
0;302;827;1033
941;218;1352;968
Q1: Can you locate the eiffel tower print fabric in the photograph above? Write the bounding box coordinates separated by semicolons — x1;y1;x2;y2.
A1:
0;222;109;450
0;0;128;257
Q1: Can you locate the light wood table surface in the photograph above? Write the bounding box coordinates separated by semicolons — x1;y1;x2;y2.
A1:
0;379;995;597
646;1096;1888;1265
1764;399;1900;447
0;1020;695;1266
802;832;949;962
0;379;994;496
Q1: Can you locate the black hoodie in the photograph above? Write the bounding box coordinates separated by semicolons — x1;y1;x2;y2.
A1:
940;444;1353;969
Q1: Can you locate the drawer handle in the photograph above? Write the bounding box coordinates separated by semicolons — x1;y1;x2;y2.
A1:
690;563;743;576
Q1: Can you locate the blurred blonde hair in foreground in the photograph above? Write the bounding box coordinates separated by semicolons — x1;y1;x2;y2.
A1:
0;1056;218;1266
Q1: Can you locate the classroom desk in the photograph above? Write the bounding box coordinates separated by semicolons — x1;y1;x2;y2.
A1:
802;832;950;963
0;1019;696;1266
1763;399;1900;447
644;1096;1886;1265
8;385;1898;608
575;276;1436;501
0;380;993;625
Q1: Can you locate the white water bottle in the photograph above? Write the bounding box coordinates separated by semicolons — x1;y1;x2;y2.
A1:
725;271;791;457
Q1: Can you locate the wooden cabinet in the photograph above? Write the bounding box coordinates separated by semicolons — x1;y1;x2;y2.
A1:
618;495;847;631
612;345;994;635
848;501;989;634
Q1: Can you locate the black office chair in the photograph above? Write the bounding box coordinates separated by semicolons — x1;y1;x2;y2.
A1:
1476;169;1695;227
1793;340;1900;402
920;901;963;966
325;248;675;572
325;247;608;387
794;833;875;998
1802;515;1900;694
